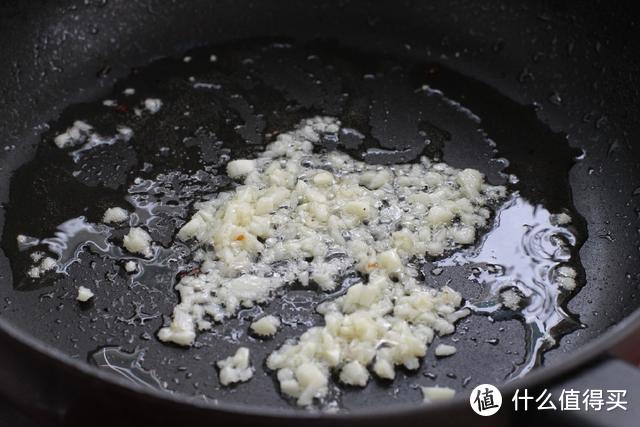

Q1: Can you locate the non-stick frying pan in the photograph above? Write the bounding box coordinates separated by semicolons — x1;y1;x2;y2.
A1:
0;0;639;426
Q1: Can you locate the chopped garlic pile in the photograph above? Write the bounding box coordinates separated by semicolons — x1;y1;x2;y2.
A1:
157;116;506;404
267;274;466;404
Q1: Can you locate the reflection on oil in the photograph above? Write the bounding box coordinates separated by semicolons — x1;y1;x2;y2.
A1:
90;346;164;390
437;194;581;378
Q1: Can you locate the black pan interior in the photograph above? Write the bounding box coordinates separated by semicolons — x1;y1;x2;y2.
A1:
0;0;639;416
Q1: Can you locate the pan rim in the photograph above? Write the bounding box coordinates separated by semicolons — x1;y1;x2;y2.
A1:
0;305;638;419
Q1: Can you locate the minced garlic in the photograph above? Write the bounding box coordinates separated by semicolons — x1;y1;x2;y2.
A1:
501;288;522;310
27;256;57;279
226;159;256;178
555;265;578;290
143;98;163;114
550;212;572;226
53;120;93;149
434;343;457;357
421;386;456;403
124;260;138;273
76;286;94;302
157;116;506;404
123;227;153;258
217;347;254;386
250;315;281;337
102;207;129;224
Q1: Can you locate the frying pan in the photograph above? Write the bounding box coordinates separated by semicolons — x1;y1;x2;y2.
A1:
0;0;639;426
